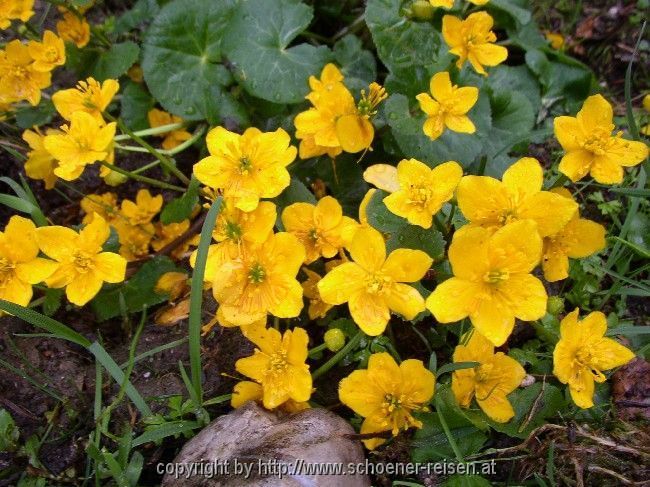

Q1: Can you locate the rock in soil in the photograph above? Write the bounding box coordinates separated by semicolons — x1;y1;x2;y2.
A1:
162;402;370;487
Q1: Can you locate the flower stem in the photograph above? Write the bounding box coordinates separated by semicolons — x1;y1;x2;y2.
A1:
104;112;191;186
311;330;363;380
307;343;328;357
99;161;185;192
113;122;184;141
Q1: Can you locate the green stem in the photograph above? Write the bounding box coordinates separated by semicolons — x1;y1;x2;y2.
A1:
188;198;224;405
548;173;569;189
105;112;191;186
312;330;363;380
113;122;185;141
99;161;185;192
308;343;328;357
435;395;464;462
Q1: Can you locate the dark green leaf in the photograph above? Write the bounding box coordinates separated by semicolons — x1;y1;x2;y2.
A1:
92;256;179;321
15;99;56;129
42;288;64;317
0;409;19;452
120;81;155;131
222;0;331;104
142;0;248;125
92;42;140;81
114;0;159;34
333;34;376;92
274;178;316;229
442;475;493;487
160;177;200;224
489;0;532;25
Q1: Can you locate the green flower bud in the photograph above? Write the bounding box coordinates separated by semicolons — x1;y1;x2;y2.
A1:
411;1;435;20
547;296;565;316
324;328;346;352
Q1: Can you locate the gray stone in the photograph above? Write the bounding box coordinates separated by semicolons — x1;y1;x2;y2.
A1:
162;402;370;487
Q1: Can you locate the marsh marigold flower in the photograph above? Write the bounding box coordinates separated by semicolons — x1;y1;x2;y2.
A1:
542;188;606;282
339;352;435;449
114;221;154;261
282;196;358;264
37;214;127;306
120;189;163;225
426;220;547;346
152;220;196;259
452;331;525;422
456;157;578;237
147;108;192;150
234;326;312;410
0;0;34;29
191;200;277;283
301;268;333;320
23;128;60;190
383;159;463;228
52;77;119;124
193;127;296;212
417;72;479;140
429;0;453;8
553;309;635;408
554;94;648;184
0;40;51;106
212;232;305;326
56;12;90;48
44;111;116;181
27;31;65;72
442;12;508;75
80;192;118;224
0;216;57;308
318;226;432;336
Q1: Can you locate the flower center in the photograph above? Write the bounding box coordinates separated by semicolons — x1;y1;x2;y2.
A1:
73;250;94;273
483;269;509;284
0;257;15;284
574;348;606;382
475;363;493;383
9;66;28;80
248;262;266;284
267;350;289;375
239;156;252;174
407;185;431;205
365;272;390;294
582;127;612;156
498;209;518;225
308;228;320;242
224;220;243;241
44;47;59;62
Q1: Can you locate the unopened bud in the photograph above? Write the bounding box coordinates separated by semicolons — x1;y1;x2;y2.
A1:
547;296;565;316
411;1;435;20
324;329;346;352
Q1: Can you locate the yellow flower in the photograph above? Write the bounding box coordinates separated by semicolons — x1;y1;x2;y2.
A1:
27;30;65;72
643;94;650;113
383;159;462;228
416;72;479;140
152;220;195;259
426;220;547;346
339;352;435;450
442;12;508;75
231;381;310;412
43;111;116;181
318;227;432;336
301;268;333;320
456;157;578;237
147;108;192;150
542;188;606;282
23;128;60;190
193;126;297;212
154;271;188;302
127;64;144;83
554;94;649;184
36;214;127;306
452;331;525;422
0;40;51;106
429;0;454;8
191;199;277;283
212;232;306;326
281;196;358;264
553;309;635;409
52;77;120;124
56;12;90;48
120;189;163;225
0;216;57;308
234;326;312;410
80;192;118;224
359;188;377;227
114;221;154;261
294;64;386;158
545;31;565;50
0;0;34;29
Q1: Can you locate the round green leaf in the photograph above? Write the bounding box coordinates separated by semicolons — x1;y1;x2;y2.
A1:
221;0;331;104
142;0;248;125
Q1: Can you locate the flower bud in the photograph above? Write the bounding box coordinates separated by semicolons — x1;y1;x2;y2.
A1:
411;1;435;20
102;170;128;186
547;296;565;316
324;329;346;352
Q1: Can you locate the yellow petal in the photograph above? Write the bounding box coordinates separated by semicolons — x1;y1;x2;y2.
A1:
318;262;366;304
607;138;649;167
0;275;33;306
335;114;374;153
488;220;542;274
456;175;510;228
231;381;262;408
565;219;606;258
94;252;127;283
3;215;39;263
426;277;483;323
384;282;426;320
448;225;491;280
518;190;578;237
349;291;390;336
286;327;309;365
542;245;570;282
554;116;583;151
360;415;389;450
363;164;400;193
476;392;515;422
502;157;543;201
339;369;383;417
348;226;386;272
14;258;58;284
268;278;304;318
430;71;453;100
577;94;613;133
36;226;78;262
382;249;432;282
472;43;508;68
590;338;635;371
66;272;103;306
558;150;594;182
569;369;595;409
470;293;515;347
497;274;547;322
79;214;110;252
449;87;479;114
444;114;475;133
590;155;624;184
236;352;269;383
399;359;436;403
